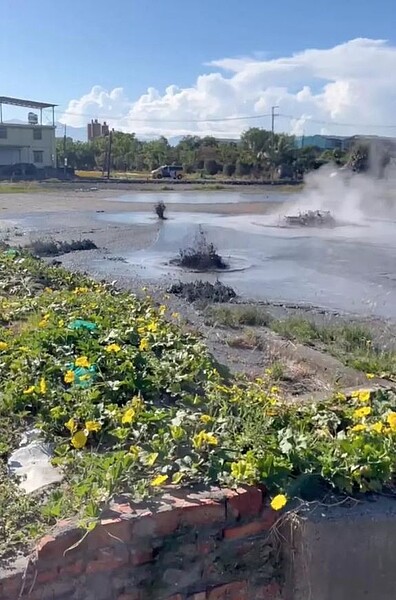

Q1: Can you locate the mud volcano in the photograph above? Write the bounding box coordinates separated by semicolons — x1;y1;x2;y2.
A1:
170;227;229;272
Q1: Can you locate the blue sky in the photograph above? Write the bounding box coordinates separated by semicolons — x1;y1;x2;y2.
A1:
2;0;396;137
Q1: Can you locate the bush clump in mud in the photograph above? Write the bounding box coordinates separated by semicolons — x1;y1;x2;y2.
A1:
154;200;167;220
27;238;97;257
171;227;228;271
168;280;236;303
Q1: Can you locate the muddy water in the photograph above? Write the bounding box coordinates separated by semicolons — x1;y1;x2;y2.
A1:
99;211;396;319
106;190;292;205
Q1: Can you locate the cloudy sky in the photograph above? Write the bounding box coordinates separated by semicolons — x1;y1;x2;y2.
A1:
2;0;396;138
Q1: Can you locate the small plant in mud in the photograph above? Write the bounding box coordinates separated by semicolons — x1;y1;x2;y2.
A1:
168;280;236;303
205;305;272;328
154;200;167;220
171;226;228;271
26;238;97;257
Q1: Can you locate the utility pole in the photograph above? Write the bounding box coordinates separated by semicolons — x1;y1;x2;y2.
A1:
63;124;67;178
271;105;279;141
271;106;279;183
107;130;113;180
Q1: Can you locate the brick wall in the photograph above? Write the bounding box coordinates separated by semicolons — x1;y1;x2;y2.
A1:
0;486;283;600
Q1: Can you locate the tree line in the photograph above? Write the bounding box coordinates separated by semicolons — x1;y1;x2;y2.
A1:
56;127;382;178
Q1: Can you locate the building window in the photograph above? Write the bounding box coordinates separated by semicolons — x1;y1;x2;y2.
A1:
33;128;42;140
33;151;43;163
0;127;7;139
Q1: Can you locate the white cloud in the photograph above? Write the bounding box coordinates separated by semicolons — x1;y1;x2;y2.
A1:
60;38;396;139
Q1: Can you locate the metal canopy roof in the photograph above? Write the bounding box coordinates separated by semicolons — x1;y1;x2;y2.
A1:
0;96;57;109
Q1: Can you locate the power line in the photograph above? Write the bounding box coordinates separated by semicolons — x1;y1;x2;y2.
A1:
54;109;273;124
278;113;396;130
52;107;396;129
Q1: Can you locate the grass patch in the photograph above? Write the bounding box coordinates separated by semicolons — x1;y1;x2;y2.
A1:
227;329;263;350
0;182;43;194
271;317;396;377
206;305;272;328
0;252;396;558
26;238;97;257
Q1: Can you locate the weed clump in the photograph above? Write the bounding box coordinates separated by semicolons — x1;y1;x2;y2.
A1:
206;305;272;328
168;280;236;303
154;200;167;220
27;238;97;257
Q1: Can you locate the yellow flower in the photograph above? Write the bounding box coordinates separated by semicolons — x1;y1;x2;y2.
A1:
71;430;88;449
58;319;65;328
151;474;168;487
147;321;158;333
122;407;135;425
85;420;101;432
23;385;35;395
65;417;77;433
0;341;8;351
192;431;218;449
270;494;287;511
270;386;279;394
366;373;375;380
350;423;367;433
139;338;149;352
171;312;179;319
105;343;121;353
357;390;371;403
386;412;396;431
334;392;346;402
64;370;75;384
20;346;29;352
159;305;166;315
129;445;141;460
353;406;371;419
75;356;90;368
38;319;48;328
200;414;214;424
371;422;384;434
39;378;47;394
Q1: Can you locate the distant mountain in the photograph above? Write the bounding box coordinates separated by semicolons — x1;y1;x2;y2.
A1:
55;123;86;141
5;118;87;141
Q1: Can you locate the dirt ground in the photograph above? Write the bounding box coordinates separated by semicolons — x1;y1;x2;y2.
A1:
0;187;394;400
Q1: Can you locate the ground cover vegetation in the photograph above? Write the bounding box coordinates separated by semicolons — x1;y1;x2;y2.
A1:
0;248;395;558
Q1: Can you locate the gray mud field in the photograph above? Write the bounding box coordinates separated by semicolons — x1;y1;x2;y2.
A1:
1;185;396;398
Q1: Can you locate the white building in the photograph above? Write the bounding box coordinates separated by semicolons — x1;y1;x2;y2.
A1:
0;96;57;170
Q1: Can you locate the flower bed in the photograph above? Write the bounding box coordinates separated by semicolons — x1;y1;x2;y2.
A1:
0;249;395;558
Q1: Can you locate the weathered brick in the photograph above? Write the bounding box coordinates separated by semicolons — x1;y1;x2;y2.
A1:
86;545;129;574
252;581;283;599
165;595;183;600
35;568;59;584
130;548;153;566
223;509;276;540
36;527;83;562
162;490;226;528
59;558;85;576
131;507;180;539
187;592;207;600
197;539;216;555
207;581;248;600
226;486;263;520
0;575;22;600
117;593;141;600
84;517;132;551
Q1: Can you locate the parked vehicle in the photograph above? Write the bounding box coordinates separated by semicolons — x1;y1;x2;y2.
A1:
151;165;183;179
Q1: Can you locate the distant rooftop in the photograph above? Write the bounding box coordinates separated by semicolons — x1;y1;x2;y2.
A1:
0;96;57;109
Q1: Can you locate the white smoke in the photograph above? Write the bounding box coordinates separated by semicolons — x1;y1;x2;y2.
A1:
287;163;396;224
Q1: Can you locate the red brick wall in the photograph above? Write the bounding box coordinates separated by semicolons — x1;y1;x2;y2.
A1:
0;486;283;600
